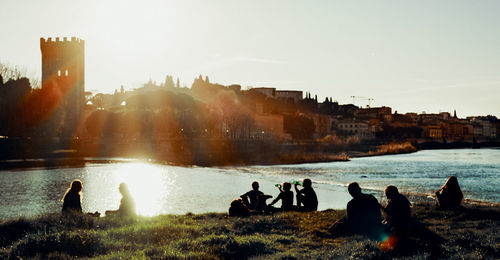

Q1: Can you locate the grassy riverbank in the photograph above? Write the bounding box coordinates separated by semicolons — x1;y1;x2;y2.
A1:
1;202;499;259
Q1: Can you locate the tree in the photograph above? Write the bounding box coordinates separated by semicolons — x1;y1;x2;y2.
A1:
176;77;180;88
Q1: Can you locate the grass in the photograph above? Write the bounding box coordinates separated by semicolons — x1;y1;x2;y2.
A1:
369;141;417;156
1;202;499;259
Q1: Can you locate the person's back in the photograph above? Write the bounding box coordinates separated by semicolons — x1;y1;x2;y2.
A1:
270;182;294;211
384;186;411;229
329;182;383;237
62;189;82;213
118;183;136;217
119;192;136;217
436;176;463;209
62;180;83;214
280;190;294;210
347;193;382;233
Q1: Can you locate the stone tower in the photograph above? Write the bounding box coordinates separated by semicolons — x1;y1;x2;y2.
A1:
40;37;84;137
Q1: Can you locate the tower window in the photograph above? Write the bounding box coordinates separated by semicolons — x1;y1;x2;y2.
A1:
65;70;68;76
58;70;61;77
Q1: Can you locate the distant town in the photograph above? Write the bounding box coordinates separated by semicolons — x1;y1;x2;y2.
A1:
0;37;499;166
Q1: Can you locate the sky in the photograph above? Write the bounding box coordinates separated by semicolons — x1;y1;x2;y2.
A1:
0;0;499;117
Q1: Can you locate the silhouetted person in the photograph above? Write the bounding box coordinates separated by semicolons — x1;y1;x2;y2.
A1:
269;182;294;211
62;179;83;214
295;178;318;211
241;181;264;210
106;183;136;217
435;176;463;209
228;198;253;217
383;185;411;231
329;182;384;237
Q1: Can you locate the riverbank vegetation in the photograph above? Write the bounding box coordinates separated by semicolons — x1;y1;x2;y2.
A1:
1;202;498;259
368;141;417;156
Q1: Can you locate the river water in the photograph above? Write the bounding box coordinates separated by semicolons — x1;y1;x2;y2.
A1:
1;149;499;220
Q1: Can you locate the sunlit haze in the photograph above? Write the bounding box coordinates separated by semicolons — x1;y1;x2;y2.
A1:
1;0;499;117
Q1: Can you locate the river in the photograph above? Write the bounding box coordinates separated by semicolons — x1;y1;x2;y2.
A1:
1;148;499;220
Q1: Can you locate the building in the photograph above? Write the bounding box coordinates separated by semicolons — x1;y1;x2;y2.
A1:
275;90;303;103
354;106;392;120
422;125;443;139
248;87;276;98
335;118;375;140
40;37;85;137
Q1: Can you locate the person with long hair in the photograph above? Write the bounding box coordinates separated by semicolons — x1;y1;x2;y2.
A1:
435;176;463;209
61;179;83;214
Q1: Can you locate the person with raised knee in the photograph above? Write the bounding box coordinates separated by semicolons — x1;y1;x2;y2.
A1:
295;178;318;211
329;182;383;237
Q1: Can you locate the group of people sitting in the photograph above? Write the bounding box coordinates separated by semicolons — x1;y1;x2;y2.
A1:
229;178;319;217
61;180;136;217
230;176;464;240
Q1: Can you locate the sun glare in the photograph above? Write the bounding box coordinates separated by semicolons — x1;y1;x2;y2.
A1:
112;162;173;216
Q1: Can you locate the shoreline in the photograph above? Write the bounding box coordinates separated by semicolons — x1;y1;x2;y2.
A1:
4;145;500;170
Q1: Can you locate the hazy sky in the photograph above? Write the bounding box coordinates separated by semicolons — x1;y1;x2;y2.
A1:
1;0;499;117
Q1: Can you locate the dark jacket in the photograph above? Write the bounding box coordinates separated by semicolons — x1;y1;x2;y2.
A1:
62;190;82;213
384;193;411;228
297;187;318;211
346;193;382;233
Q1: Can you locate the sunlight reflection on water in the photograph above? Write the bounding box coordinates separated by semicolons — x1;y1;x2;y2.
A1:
1;149;499;220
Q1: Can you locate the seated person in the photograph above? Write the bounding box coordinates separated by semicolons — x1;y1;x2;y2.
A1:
62;179;83;214
241;181;271;212
329;182;383;237
229;198;253;217
106;183;136;217
269;182;294;211
383;185;411;232
295;178;318;211
435;176;463;209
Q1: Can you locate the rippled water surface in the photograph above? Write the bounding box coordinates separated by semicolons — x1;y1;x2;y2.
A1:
1;149;499;219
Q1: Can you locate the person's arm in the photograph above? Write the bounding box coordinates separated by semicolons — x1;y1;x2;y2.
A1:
77;195;82;213
270;192;282;206
294;183;300;193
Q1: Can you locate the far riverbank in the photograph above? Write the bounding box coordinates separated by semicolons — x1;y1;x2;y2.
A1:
1;139;499;169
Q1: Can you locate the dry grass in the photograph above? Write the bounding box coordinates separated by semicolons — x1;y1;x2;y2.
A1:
369;141;417;156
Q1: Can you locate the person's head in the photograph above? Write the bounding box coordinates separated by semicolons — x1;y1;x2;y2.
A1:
444;176;460;189
348;182;362;198
62;179;82;201
283;182;291;191
385;185;399;200
70;179;82;193
252;181;259;190
119;182;129;195
303;179;312;188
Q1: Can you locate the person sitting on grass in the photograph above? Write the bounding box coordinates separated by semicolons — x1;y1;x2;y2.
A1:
329;182;384;238
62;179;83;214
435;176;463;209
240;181;272;212
106;182;136;217
229;198;254;217
269;182;294;211
383;185;412;233
295;178;318;211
